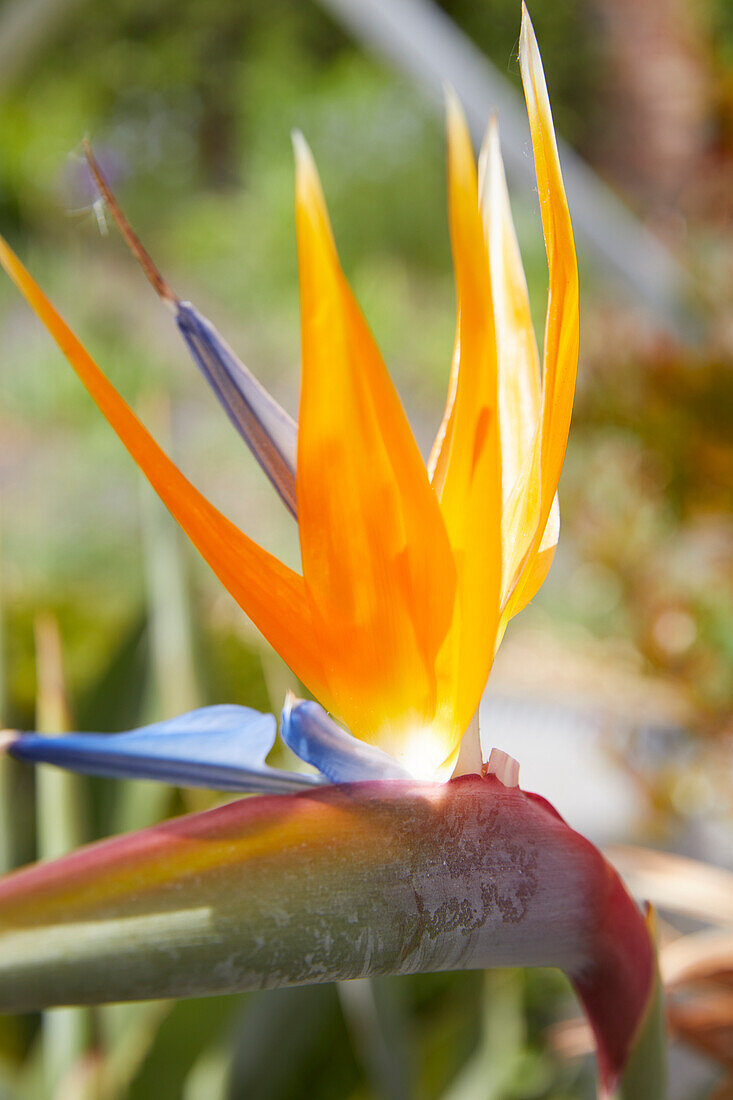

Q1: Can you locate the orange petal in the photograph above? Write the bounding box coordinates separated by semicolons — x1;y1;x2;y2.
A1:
426;318;459;495
432;93;502;735
0;235;330;705
293;135;456;770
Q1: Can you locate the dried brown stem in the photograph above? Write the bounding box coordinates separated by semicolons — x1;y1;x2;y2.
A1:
83;140;177;305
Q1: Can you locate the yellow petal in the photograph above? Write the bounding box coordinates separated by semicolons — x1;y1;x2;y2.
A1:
501;495;559;622
479;118;541;501
0;235;331;705
432;93;502;736
479;118;545;606
513;4;579;592
293;134;456;769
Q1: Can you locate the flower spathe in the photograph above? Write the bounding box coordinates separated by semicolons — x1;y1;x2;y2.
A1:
0;770;658;1097
0;6;577;781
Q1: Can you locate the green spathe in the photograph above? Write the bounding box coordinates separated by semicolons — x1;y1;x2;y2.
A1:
0;774;657;1095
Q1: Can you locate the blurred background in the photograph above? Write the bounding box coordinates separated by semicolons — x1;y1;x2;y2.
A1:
0;0;730;1096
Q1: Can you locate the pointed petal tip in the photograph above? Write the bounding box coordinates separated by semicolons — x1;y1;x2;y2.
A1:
283;689;298;708
444;86;470;149
487;113;499;148
519;4;540;74
519;4;548;105
281;690;299;723
292;130;319;194
478;114;501;189
292;131;333;244
290;128;309;162
520;1;532;39
442;81;460;118
445;85;479;209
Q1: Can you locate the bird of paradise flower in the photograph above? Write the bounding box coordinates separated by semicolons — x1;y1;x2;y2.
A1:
2;8;574;784
0;9;665;1098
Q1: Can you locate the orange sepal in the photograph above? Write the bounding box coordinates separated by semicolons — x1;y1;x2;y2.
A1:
293;135;456;768
0;235;330;706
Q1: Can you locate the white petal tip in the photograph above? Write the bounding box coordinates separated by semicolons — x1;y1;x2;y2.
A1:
291;131;318;183
519;4;536;61
484;747;520;788
444;86;471;142
282;691;300;719
290;128;308;156
443;82;460;112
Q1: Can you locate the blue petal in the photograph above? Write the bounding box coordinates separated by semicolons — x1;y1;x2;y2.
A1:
281;696;411;783
10;705;321;793
176;302;298;517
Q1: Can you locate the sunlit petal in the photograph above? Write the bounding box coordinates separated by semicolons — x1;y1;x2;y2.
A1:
479;118;547;608
512;4;579;600
479;118;541;498
293;133;456;765
9;706;320;793
0;236;331;706
432;93;502;736
503;495;559;620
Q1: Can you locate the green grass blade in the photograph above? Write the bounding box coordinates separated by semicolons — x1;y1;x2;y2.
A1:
613;954;667;1100
33;613;92;1096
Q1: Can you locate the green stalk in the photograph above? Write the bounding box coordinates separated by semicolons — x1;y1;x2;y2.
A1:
613;936;667;1100
0;523;22;878
33;613;92;1096
338;977;411;1100
103;396;201;1084
34;614;87;859
0;754;20;878
441;970;529;1100
116;395;199;835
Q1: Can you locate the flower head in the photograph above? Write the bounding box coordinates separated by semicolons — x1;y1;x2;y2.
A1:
0;6;577;781
0;16;665;1092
